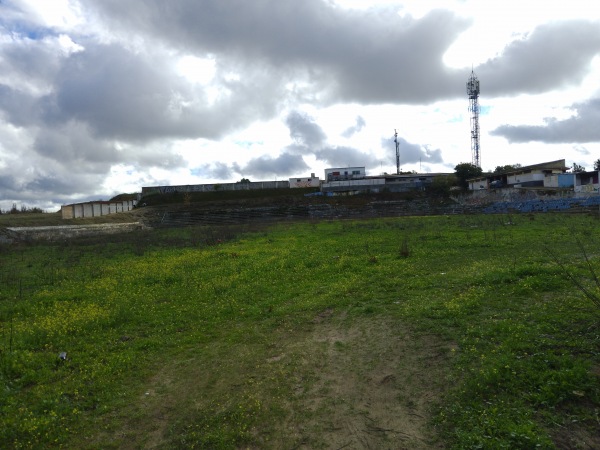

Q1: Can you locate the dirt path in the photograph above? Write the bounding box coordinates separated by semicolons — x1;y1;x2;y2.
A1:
91;311;453;449
273;311;451;449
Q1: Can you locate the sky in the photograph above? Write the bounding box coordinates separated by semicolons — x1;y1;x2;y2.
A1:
1;0;600;211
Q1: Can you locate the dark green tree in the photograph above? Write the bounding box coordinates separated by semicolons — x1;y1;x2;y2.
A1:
454;163;483;189
593;159;600;171
238;178;251;183
428;175;458;197
572;163;586;173
493;164;522;173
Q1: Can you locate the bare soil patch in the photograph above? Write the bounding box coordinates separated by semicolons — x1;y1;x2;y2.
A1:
275;312;451;449
90;311;453;449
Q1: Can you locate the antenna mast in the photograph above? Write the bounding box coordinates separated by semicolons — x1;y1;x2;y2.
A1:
467;69;481;168
394;129;400;175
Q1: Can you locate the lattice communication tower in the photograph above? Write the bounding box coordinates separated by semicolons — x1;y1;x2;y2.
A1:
467;70;481;168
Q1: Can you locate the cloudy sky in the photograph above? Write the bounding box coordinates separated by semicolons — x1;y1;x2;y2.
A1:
1;0;600;211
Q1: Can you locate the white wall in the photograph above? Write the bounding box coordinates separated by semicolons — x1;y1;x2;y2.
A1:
289;177;320;188
61;200;137;219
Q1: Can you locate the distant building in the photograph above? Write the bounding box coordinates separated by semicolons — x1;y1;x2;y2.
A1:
61;200;136;219
289;173;320;188
141;180;290;196
320;166;451;195
468;159;569;190
324;167;366;182
322;177;386;195
574;170;600;194
380;173;451;192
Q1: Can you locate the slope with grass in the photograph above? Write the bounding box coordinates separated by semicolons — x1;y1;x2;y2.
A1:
0;214;599;449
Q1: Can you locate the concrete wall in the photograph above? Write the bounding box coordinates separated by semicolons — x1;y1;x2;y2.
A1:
575;184;599;194
83;203;93;217
507;172;545;185
61;200;137;219
546;173;574;188
74;204;84;218
289;176;320;188
322;178;385;193
572;171;599;193
62;206;74;219
141;181;290;196
8;223;142;241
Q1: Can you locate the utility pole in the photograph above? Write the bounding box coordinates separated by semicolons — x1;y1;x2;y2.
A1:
394;129;400;175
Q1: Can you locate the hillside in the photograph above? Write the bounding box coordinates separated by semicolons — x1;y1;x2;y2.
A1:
1;190;459;230
134;189;460;228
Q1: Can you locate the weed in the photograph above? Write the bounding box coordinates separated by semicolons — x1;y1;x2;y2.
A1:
398;237;411;258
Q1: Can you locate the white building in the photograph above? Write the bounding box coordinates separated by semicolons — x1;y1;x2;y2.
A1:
468;160;568;190
324;167;366;182
289;173;320;188
574;170;600;194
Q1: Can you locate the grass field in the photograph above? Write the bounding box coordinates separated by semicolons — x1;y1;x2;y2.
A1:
0;211;140;228
1;213;599;448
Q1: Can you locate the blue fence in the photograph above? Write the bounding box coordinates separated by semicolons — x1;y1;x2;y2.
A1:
482;196;600;214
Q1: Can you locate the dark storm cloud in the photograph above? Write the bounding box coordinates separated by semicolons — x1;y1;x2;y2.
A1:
0;174;18;192
209;111;383;178
239;152;309;178
83;0;471;103
196;153;309;180
491;98;600;143
315;145;380;168
479;21;600;96
0;84;40;126
380;136;443;165
341;116;366;138
0;151;108;203
82;0;600;104
0;33;63;85
33;123;118;167
196;162;234;179
24;173;97;197
396;138;443;164
283;110;377;166
286;111;327;147
33;123;186;171
41;43;281;142
281;110;442;170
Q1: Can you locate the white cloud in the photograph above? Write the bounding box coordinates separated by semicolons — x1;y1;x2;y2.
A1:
1;0;600;210
176;55;216;85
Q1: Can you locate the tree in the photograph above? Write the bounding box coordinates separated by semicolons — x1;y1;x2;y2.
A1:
493;164;522;173
593;159;600;171
238;178;251;183
428;175;458;197
572;163;586;173
454;163;483;190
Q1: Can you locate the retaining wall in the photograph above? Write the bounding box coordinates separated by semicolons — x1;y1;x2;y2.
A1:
6;223;143;241
141;181;290;196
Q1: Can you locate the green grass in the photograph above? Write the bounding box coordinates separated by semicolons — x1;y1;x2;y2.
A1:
0;211;141;227
1;214;599;448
